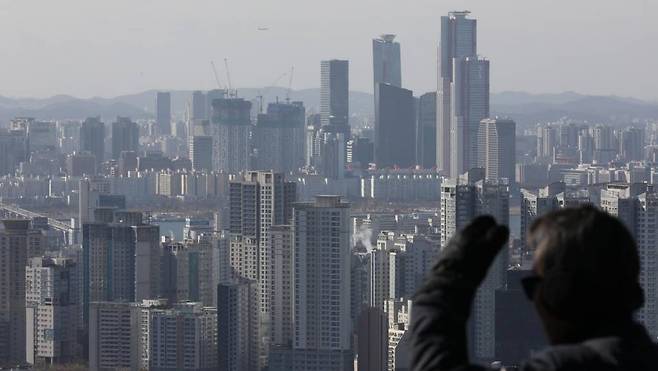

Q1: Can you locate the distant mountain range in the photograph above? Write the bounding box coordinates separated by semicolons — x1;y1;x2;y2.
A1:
0;89;656;128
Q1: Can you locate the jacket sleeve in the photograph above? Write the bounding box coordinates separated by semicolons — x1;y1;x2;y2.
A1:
410;216;508;371
410;255;487;371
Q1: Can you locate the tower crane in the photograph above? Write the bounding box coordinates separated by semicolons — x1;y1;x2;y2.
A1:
224;58;236;97
210;61;223;89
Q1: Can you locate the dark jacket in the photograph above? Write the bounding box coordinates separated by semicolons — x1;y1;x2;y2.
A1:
410;241;658;371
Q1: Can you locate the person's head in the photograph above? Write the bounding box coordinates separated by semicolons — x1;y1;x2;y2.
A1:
524;205;644;344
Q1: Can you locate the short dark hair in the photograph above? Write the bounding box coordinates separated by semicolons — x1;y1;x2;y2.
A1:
529;205;644;320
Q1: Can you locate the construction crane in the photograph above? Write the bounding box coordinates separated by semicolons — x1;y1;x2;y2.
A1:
210;61;223;89
224;58;236;97
286;66;294;103
254;72;288;113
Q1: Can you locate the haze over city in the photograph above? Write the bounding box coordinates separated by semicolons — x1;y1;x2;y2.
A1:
1;0;656;100
2;3;658;371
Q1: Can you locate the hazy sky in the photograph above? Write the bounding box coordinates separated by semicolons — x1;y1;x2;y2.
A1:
0;0;656;100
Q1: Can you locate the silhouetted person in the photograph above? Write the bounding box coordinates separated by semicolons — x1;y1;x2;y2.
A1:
411;206;658;370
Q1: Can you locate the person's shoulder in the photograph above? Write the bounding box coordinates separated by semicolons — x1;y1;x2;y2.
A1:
519;341;619;371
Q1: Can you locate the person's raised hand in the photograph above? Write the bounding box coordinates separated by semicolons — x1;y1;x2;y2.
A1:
435;215;510;287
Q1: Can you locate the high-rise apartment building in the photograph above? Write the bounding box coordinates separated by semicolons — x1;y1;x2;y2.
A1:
253;102;306;173
372;34;401;88
82;211;159;327
211;98;252;173
25;257;81;366
440;178;509;360
291;195;352;370
479;118;516;184
620;127;645;162
89;301;140;371
593;124;617;165
149;302;218;370
317;130;346;179
374;84;416;168
111;117;139;160
269;225;294;347
320;60;349;135
156;92;172;136
217;279;259;371
0;220;45;366
356;307;388;371
79;117;105;170
228;171;296;362
598;183;658;338
437;11;477;174
189;135;213;171
450;56;490;177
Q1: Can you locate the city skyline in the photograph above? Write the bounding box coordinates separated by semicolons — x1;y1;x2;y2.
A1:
0;1;656;100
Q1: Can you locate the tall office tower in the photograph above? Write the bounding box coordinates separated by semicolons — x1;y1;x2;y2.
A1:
593;124;617;164
189;135;213;171
25;257;81;366
479;118;516;184
537;125;558;162
320;60;350;136
317;130;346;179
111;116;139;160
416;92;437;169
440;178;509;360
0;221;45;366
192;90;207;120
253;101;306;173
228;171;296;361
0;129;28;175
374;83;416;168
437;11;477;174
217;279;259;371
620;127;645;162
79;117;105;170
270;225;294;347
356;307;388;371
292;196;352;370
372;34;401;88
450;56;490;177
89;301;140;371
149;303;218;370
156;91;172;136
211;98;252;173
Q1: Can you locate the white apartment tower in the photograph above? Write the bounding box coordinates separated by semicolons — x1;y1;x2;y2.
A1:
25;257;80;366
